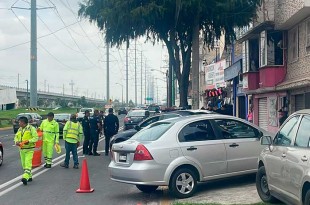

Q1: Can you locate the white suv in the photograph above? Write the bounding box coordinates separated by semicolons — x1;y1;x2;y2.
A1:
257;109;310;205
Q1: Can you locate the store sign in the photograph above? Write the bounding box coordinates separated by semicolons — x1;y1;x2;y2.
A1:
243;75;248;89
205;60;226;89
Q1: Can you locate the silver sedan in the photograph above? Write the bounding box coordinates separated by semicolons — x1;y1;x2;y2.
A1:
109;114;271;198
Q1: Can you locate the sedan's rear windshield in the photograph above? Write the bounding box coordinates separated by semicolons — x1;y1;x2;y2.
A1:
80;108;92;112
128;111;146;117
54;114;70;121
131;122;172;141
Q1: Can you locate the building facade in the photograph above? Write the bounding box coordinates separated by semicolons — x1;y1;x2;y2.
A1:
238;0;310;133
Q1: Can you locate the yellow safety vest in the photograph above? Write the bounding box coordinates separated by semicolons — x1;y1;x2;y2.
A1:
16;125;36;149
66;122;80;140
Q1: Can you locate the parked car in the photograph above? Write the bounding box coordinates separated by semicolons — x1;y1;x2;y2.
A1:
123;110;150;130
0;142;3;166
28;113;43;126
54;113;71;138
109;114;270;198
110;113;181;149
77;108;94;121
13;113;41;133
118;107;128;115
256;109;310;205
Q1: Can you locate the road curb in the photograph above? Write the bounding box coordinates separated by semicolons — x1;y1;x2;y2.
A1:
0;127;12;131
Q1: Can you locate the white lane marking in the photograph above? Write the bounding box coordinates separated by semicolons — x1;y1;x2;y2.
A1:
0;138;104;193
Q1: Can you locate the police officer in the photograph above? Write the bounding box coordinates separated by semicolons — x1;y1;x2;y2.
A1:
89;110;101;156
103;108;119;156
82;110;91;155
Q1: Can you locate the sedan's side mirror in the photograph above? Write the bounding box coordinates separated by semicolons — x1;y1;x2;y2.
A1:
261;136;272;145
135;125;141;131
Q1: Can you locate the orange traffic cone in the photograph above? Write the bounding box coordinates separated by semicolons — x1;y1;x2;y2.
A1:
76;159;94;193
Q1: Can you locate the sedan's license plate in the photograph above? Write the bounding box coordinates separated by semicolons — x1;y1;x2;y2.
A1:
119;154;127;162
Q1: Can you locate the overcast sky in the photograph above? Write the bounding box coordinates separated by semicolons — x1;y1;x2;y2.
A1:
0;0;167;104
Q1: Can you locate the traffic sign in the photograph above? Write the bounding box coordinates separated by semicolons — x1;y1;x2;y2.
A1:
145;97;153;101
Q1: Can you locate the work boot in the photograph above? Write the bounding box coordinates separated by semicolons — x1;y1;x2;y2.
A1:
28;178;32;182
44;163;48;168
94;152;101;156
60;163;69;168
73;164;79;169
21;178;27;185
45;164;51;168
88;152;93;155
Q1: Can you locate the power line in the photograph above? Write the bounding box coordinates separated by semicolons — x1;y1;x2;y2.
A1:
49;1;100;69
10;9;97;70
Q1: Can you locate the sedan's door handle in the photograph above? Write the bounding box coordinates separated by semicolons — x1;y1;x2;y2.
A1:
282;153;286;158
301;156;308;162
187;146;197;151
229;143;239;147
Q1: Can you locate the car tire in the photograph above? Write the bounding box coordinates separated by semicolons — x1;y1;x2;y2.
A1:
169;168;197;199
304;189;310;204
256;166;277;203
136;185;158;193
0;148;3;166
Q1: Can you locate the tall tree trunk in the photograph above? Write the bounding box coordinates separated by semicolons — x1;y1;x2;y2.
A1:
192;11;200;109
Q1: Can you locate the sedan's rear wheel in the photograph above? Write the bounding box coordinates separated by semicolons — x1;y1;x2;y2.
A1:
169;168;197;198
256;166;277;203
136;185;158;193
0;148;3;166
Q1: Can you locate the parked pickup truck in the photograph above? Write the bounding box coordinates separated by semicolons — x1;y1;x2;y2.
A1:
77;108;94;121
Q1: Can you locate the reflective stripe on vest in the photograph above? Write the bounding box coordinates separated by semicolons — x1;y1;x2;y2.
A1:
66;122;80;140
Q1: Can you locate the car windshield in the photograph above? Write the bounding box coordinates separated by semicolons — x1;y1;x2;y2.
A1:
131;122;173;141
16;114;31;119
54;114;70;121
80;108;92;112
148;106;160;111
128;111;145;117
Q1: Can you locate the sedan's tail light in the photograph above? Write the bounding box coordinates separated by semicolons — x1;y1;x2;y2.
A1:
124;117;131;123
134;144;153;161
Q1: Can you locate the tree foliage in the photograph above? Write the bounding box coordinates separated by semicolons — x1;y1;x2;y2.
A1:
79;0;260;106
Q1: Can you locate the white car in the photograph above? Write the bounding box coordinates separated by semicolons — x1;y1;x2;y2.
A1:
77;108;94;120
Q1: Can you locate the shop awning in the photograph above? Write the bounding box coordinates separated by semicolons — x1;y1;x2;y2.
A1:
276;78;310;91
224;60;242;81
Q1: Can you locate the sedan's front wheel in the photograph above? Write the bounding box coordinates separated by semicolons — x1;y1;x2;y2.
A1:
136;185;158;193
256;166;277;203
169;168;197;198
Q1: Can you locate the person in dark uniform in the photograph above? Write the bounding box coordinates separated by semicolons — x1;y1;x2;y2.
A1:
89;110;102;156
82;110;91;155
103;108;119;156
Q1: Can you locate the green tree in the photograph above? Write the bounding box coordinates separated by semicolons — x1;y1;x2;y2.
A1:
79;0;260;107
78;96;88;107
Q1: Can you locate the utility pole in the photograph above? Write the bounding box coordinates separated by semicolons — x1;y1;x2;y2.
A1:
69;80;74;96
134;40;137;106
44;80;47;92
144;60;147;105
17;73;20;89
126;40;129;105
30;0;37;107
26;80;29;107
107;42;110;102
140;51;143;105
62;84;64;96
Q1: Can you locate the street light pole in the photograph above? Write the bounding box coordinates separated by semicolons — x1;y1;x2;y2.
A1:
116;83;123;105
25;80;29;107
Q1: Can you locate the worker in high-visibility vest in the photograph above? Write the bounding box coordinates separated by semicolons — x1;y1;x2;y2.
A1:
39;112;59;168
60;114;83;169
14;116;38;185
